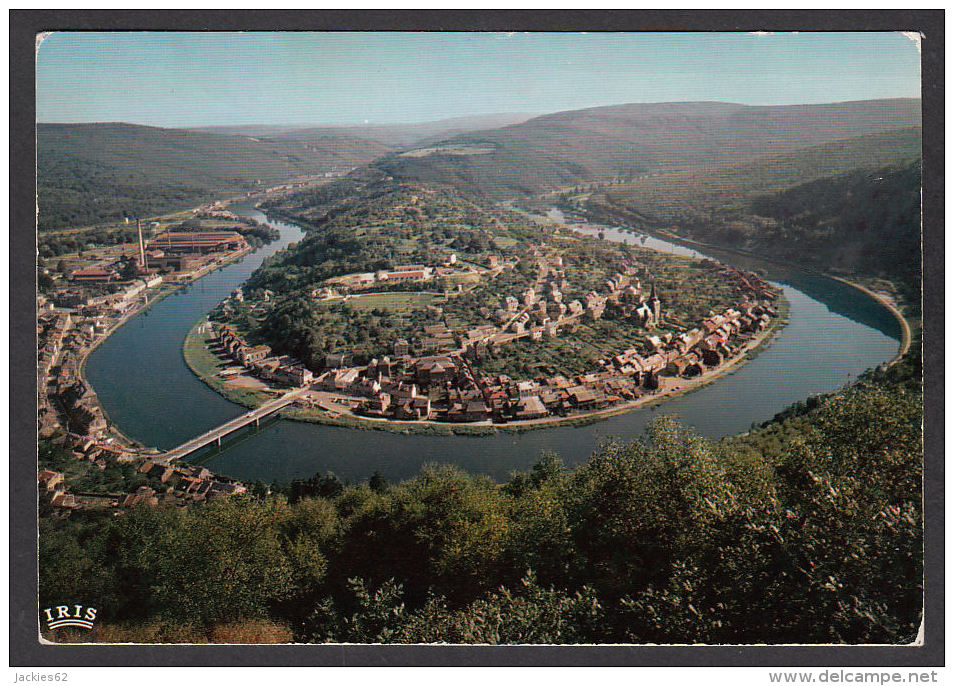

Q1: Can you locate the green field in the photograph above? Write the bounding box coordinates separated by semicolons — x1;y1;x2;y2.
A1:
182;325;228;382
182;322;273;409
400;143;496;158
320;292;442;315
442;272;482;287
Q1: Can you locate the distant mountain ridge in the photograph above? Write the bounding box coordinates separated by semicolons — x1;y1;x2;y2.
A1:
185;112;540;148
372;99;922;197
264;99;921;294
37;99;921;230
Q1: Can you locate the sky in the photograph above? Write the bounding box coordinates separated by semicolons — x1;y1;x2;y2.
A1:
35;31;922;128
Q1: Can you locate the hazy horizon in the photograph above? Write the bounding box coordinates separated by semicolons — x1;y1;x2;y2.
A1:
37;110;542;129
36;96;924;130
36;32;921;129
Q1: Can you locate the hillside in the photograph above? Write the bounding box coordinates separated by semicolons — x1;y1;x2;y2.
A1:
582;128;922;295
37;123;394;231
748;159;922;281
371;99;922;197
38;100;921;230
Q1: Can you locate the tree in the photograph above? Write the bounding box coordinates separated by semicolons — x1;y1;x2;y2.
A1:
305;572;606;644
368;471;389;493
120;258;139;281
141;499;296;627
289;472;344;504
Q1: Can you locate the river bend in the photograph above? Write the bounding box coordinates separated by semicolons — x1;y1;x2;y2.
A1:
85;202;900;483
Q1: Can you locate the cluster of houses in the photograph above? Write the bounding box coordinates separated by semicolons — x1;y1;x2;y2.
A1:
256;174;341;199
703;260;778;302
390;321;497;359
289;292;776;425
495;255;660;342
45;278;161;325
214;323;314;387
486;256;661;342
210;248;778;426
38;457;247;515
36;267;262;517
37;469;77;510
196;202;242;221
648;299;776;376
50;432;131;467
37;312;72;436
70;256;168;285
132;460;247;504
37;276;169;441
37;221;264;518
67;257;164;288
319;252;511;296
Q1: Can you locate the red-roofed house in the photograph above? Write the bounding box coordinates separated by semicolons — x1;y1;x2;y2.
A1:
72;267;119;283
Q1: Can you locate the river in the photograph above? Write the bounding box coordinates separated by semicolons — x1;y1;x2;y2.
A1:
84;201;901;485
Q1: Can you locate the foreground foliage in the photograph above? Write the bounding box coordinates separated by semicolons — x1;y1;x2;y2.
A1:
39;352;922;644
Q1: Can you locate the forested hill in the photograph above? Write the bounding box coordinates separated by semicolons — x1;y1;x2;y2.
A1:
255;178;550;288
748;159;922;283
37;100;920;229
583;130;921;298
37;123;393;231
369;99;922;197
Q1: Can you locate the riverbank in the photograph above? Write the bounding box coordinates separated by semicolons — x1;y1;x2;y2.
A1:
75;242;259;450
560;205;912;364
75;282;183;449
182;291;789;436
648;228;913;367
826;276;912;365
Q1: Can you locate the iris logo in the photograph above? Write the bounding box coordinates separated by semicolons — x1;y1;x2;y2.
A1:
41;604;98;630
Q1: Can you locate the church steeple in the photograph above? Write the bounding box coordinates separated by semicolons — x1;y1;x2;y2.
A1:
650;282;661;326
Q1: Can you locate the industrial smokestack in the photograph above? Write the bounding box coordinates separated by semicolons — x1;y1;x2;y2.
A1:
137;218;146;270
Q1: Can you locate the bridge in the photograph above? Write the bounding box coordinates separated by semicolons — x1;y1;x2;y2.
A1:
158;387;310;463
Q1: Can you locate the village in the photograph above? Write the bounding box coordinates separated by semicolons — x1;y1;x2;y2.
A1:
38;459;247;513
37;210;263;515
207;248;780;427
38;197;782;518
